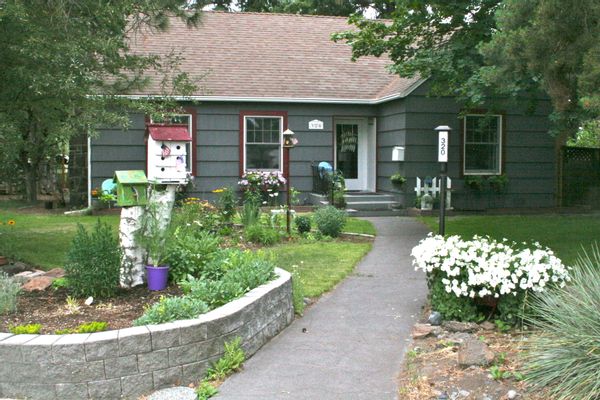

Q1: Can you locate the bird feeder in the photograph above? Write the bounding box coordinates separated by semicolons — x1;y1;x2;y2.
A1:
113;170;148;207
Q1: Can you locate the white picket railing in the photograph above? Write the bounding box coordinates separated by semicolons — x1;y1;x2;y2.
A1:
414;177;453;209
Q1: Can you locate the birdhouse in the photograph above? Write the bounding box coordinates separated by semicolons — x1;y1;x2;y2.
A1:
147;124;192;184
113;170;148;207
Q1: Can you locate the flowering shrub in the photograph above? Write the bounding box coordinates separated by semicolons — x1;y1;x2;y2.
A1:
411;234;570;323
238;171;286;205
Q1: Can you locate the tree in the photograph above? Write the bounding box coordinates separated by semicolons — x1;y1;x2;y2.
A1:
334;0;600;141
479;0;600;140
332;1;502;102
0;1;203;202
209;0;394;17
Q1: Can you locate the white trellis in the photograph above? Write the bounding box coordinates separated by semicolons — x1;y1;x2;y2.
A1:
415;177;453;209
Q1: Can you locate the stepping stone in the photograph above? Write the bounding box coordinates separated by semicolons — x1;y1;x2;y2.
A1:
147;387;196;400
22;276;54;292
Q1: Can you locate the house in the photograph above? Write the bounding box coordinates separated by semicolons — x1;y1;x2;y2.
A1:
88;11;557;211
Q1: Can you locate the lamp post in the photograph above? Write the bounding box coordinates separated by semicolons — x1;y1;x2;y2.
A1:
282;129;297;237
435;125;451;236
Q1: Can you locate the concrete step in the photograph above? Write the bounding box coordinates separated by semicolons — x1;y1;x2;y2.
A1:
345;200;399;211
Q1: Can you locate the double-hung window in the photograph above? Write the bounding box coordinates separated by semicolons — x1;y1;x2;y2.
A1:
244;115;283;171
463;114;503;175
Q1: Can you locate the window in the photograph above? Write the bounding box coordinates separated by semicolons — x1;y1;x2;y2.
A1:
243;115;283;171
149;111;196;176
463;114;503;175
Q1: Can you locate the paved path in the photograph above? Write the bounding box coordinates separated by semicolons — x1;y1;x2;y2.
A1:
214;217;429;400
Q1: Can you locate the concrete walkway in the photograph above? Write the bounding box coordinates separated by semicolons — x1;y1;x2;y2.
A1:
214;217;429;400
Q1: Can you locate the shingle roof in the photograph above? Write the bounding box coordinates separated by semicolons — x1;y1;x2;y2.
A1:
130;12;423;103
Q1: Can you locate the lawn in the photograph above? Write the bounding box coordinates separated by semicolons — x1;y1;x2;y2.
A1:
0;202;375;294
420;214;600;265
0;208;119;269
274;241;372;297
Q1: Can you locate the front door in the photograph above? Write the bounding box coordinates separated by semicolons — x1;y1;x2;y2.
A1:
335;118;368;191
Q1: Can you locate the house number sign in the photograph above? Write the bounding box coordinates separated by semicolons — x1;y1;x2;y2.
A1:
438;130;448;163
309;119;324;130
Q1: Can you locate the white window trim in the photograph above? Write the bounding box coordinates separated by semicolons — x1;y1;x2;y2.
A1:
463;114;503;176
150;113;194;176
243;115;284;173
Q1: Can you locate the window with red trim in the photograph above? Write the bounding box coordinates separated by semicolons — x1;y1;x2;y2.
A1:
239;111;288;176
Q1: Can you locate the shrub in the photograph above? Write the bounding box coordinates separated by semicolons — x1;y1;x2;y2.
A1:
136;249;275;325
55;321;108;334
165;229;221;283
133;296;209;326
238;171;286;205
314;206;347;238
239;192;261;227
0;272;21;314
196;381;219;400
214;187;237;223
172;197;221;234
244;224;281;246
181;250;275;308
411;234;570;323
10;323;42;334
332;191;346;209
65;220;122;298
294;215;311;234
523;246;600;400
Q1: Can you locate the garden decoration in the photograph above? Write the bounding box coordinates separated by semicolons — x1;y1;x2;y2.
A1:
435;125;450;235
117;123;193;289
114;170;148;288
283;128;297;236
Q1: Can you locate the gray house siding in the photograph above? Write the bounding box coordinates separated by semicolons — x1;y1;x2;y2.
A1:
376;99;408;203
92;102;377;203
91;87;556;210
400;84;557;209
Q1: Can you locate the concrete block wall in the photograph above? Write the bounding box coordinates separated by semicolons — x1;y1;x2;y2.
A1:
0;268;293;400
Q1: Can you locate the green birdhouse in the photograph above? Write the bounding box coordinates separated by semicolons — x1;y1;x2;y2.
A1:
113;170;148;207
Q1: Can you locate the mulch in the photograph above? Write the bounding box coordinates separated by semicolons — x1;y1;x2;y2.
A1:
0;285;182;334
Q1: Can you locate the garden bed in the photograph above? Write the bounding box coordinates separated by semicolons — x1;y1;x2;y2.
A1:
0;285;183;334
0;268;293;400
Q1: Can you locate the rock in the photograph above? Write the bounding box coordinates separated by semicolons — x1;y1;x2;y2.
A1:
447;332;472;345
21;276;54;292
2;262;33;276
443;321;479;333
507;390;518;399
44;268;65;278
412;323;434;339
480;321;495;331
459;389;470;397
457;338;495;367
428;311;443;326
147;386;196;400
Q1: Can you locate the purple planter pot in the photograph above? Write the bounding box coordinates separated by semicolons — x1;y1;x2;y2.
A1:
145;265;169;291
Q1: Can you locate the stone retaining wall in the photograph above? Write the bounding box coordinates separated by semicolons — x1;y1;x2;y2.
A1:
0;268;293;400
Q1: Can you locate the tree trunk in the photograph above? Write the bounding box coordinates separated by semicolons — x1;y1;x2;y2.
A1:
24;163;39;204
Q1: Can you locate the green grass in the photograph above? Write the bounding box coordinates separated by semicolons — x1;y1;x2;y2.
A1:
0;206;119;269
420;215;600;265
274;241;372;297
343;217;376;235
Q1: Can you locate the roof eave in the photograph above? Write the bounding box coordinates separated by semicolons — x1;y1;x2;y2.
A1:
116;77;427;105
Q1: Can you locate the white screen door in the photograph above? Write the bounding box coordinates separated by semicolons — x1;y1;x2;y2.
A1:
335;118;368;191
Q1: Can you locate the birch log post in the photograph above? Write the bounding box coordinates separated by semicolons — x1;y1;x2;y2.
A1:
119;205;145;287
119;185;177;288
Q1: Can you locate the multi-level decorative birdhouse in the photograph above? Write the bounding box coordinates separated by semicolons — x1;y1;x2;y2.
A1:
146;124;192;184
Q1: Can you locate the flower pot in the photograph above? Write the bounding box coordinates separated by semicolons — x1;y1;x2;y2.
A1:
0;256;7;266
145;265;169;291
